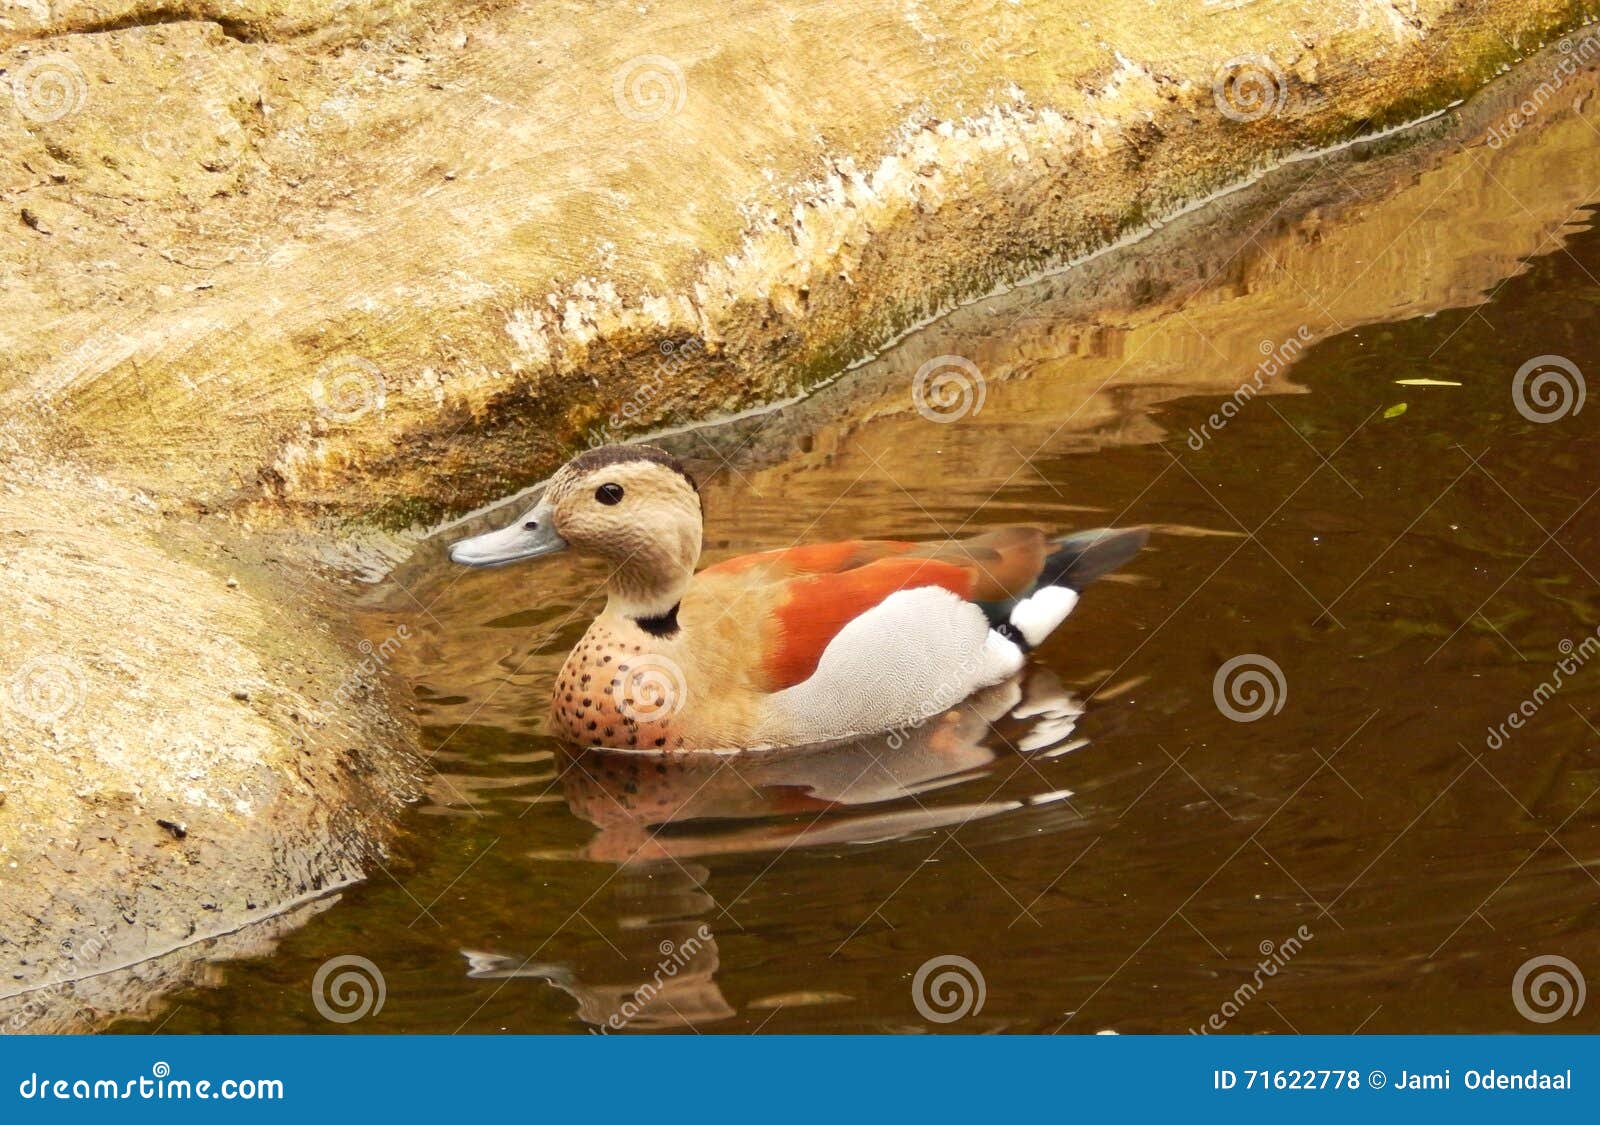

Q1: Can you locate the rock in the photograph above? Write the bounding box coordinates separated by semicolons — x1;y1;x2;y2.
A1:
2;0;1586;527
0;460;414;1031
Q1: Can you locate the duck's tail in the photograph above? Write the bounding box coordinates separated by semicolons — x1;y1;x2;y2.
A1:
994;527;1149;651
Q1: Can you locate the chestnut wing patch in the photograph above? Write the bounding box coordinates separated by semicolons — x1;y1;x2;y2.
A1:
764;557;976;690
701;539;915;578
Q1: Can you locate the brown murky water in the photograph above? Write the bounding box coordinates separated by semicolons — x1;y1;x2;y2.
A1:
119;54;1600;1034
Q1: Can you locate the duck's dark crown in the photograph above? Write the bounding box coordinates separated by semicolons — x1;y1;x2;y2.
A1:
566;444;698;492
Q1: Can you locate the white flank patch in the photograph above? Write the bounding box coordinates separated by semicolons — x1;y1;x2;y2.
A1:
761;587;1023;744
1010;585;1079;647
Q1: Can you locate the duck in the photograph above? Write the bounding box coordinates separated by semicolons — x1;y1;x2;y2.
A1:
448;443;1147;752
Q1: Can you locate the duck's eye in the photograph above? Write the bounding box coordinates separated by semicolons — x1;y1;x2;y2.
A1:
595;482;624;505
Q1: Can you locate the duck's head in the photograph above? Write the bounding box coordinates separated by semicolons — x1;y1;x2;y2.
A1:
449;444;702;618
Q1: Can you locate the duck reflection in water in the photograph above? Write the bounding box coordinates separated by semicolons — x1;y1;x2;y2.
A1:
464;863;733;1033
462;668;1088;1031
554;666;1087;864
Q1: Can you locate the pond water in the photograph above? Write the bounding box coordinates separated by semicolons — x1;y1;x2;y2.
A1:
118;56;1600;1034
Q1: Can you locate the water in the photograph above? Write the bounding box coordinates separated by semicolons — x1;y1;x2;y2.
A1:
116;61;1600;1034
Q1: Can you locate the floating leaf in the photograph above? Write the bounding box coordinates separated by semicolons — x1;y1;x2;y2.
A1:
1383;402;1408;419
1394;378;1462;386
748;991;854;1009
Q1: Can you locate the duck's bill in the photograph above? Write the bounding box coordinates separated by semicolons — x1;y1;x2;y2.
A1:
448;507;568;567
